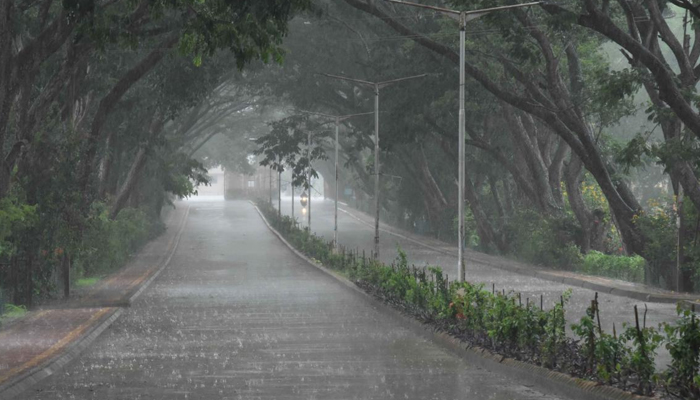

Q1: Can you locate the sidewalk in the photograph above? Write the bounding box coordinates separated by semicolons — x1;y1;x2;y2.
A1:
0;203;189;399
337;205;699;304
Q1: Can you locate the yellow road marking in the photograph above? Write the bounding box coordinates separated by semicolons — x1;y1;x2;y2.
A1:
0;205;190;386
0;308;113;385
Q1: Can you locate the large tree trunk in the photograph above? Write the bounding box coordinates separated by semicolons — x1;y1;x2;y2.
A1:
642;81;700;214
489;175;505;220
78;35;178;209
542;1;700;142
397;147;448;233
548;138;568;207
564;154;606;253
109;147;148;220
109;115;164;219
342;0;648;257
98;131;115;198
0;1;15;198
504;108;560;214
462;173;507;253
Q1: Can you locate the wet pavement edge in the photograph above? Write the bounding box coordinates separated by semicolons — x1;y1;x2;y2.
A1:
337;206;699;304
253;203;652;400
0;204;190;400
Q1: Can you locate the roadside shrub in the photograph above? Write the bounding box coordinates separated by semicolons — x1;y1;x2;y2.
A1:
454;208;479;249
621;306;663;396
582;251;646;283
633;198;677;287
0;196;37;258
0;303;28;327
73;203;162;278
663;305;700;398
256;199;700;397
504;209;583;270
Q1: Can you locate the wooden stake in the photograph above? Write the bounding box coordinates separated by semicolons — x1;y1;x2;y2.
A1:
540;294;543;311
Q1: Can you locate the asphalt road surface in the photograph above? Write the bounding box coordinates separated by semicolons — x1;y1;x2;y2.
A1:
24;199;571;400
277;196;678;368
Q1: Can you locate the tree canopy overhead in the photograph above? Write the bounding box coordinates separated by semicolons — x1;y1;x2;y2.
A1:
7;0;700;305
243;0;700;291
0;0;308;306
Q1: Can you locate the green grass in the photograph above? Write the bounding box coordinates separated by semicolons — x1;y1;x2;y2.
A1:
0;303;27;319
75;277;100;288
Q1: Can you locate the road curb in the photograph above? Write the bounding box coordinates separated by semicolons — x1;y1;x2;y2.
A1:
338;206;696;305
680;300;700;313
253;203;651;400
252;203;370;300
128;205;190;305
0;204;190;400
0;308;122;400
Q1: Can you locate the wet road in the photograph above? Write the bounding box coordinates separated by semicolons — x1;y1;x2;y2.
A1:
24;199;570;400
278;196;678;366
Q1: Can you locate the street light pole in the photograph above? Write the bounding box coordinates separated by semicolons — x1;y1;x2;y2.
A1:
297;110;373;252
458;11;466;283
335;116;340;251
320;73;427;259
307;129;312;230
383;0;540;281
373;83;381;260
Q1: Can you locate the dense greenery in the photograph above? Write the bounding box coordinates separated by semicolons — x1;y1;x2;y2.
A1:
257;199;700;398
246;0;700;293
72;204;163;278
582;251;646;283
0;0;309;308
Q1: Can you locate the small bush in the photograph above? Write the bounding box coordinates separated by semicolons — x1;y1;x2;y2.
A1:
0;303;28;326
663;305;700;398
0;196;37;258
75;277;100;288
582;251;646;283
73;203;162;279
256;199;700;397
504;209;583;270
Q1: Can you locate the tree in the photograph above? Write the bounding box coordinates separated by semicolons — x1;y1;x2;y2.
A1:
0;0;310;305
255;115;330;191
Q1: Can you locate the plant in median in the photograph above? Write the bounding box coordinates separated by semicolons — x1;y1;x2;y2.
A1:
662;305;700;399
621;305;662;396
571;297;599;374
596;324;630;386
255;199;700;396
518;298;546;358
540;289;572;369
484;290;522;351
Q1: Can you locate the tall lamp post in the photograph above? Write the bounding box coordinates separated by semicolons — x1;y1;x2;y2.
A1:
383;0;540;281
307;129;312;230
299;110;374;252
321;73;426;259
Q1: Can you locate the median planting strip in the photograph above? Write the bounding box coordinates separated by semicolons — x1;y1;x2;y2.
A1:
0;204;190;400
254;200;699;399
337;206;699;304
